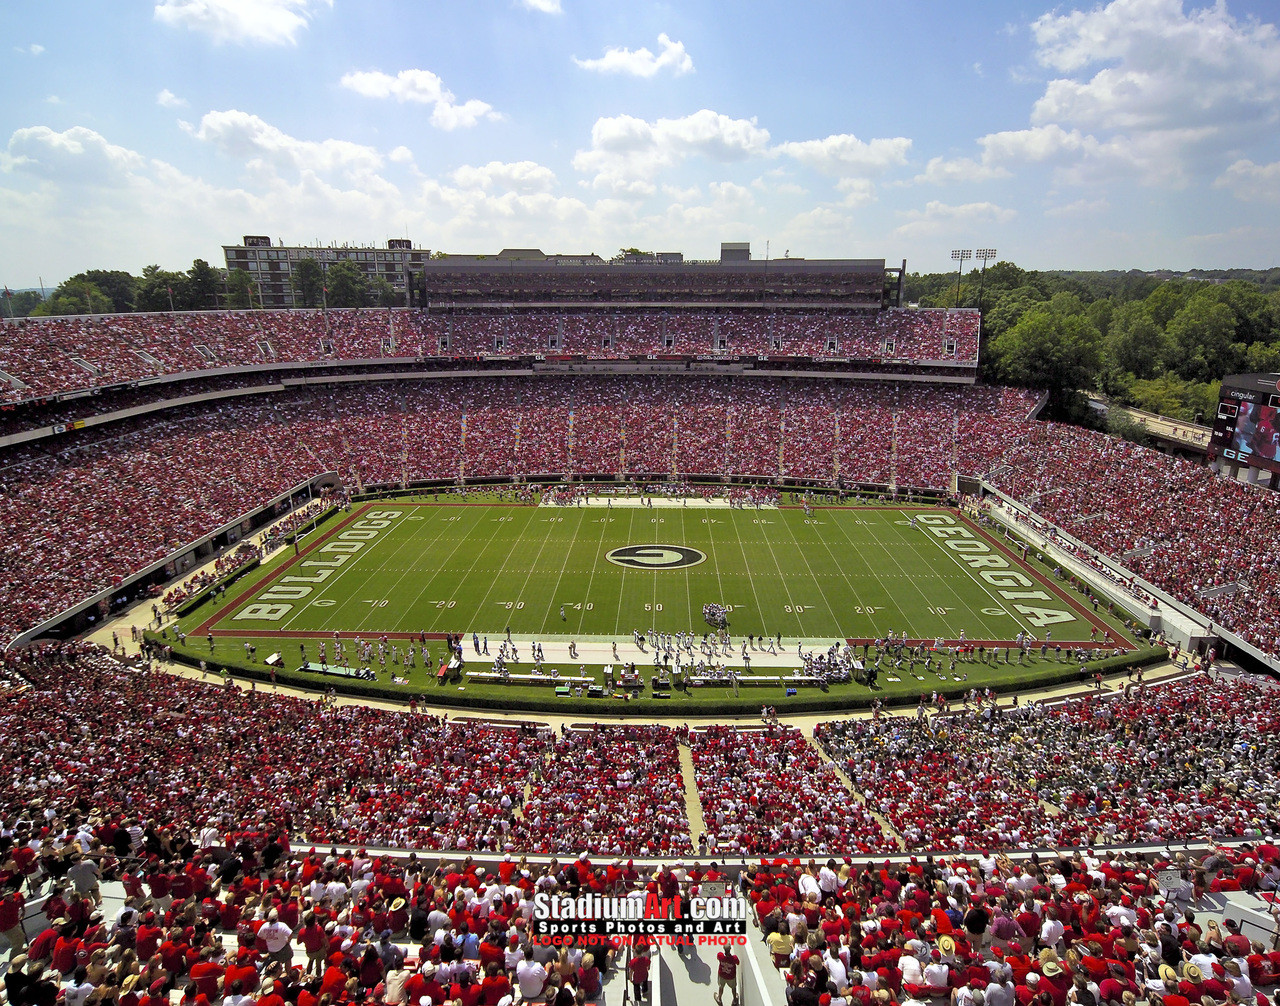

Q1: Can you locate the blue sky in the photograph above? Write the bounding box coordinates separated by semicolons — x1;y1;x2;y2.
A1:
3;0;1280;287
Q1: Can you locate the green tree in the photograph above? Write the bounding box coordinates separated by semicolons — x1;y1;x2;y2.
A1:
980;261;1028;293
1165;295;1239;381
186;259;220;310
1086;298;1113;337
1192;280;1273;346
987;308;1102;416
983;286;1046;341
1104;409;1152;447
28;281;112;316
135;265;190;312
63;270;137;313
370;276;399;308
1103;302;1170;381
3;290;44;317
1048;291;1087;317
1126;374;1220;422
1143;280;1193;329
1244;339;1280;373
291;257;324;308
225;269;254;310
324;259;369;308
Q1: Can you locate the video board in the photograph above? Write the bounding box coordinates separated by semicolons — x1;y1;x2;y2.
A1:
1209;379;1280;474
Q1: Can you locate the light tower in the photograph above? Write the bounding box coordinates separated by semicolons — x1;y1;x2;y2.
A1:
975;249;998;315
950;249;972;308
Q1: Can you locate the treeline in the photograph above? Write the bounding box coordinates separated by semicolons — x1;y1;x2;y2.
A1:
4;257;398;319
906;263;1280;424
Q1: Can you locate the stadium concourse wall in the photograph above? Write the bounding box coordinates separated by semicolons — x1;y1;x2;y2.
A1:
978;481;1280;675
6;471;342;651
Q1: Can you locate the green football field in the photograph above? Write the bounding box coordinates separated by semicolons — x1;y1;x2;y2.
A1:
158;495;1150;711
187;498;1117;645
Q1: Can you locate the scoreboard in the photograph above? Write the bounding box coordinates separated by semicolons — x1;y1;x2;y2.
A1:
1208;372;1280;475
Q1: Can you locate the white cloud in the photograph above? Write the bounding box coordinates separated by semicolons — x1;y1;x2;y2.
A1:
45;95;62;106
915;0;1280;197
154;0;332;46
574;33;694;78
185;109;385;176
3;126;146;186
156;89;188;109
662;183;701;202
573;109;770;194
388;146;414;165
452;160;557;193
894;200;1016;238
773;133;912;177
1214;159;1280;202
339;69;499;130
13;44;44;56
835;177;875;207
1030;0;1280;139
518;0;562;12
915;124;1087;184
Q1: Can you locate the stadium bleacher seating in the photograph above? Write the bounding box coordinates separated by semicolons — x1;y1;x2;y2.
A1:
0;307;979;404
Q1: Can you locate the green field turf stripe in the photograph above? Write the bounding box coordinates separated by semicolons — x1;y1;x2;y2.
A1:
319;507;462;632
823;511;930;638
509;507;575;629
384;505;495;631
890;514;1006;639
768;509;845;636
453;507;546;633
576;507;616;636
729;505;789;637
336;505;473;632
699;510;730;631
677;509;694;634
385;506;498;630
870;513;1000;639
801;510;882;631
841;512;928;636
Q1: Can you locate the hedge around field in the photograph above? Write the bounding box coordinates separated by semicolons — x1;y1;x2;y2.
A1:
143;634;1169;717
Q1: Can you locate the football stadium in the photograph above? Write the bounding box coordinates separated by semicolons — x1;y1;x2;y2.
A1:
5;3;1280;1005
2;244;1278;1006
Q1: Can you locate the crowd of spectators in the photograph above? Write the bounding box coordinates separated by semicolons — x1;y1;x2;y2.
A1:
740;841;1280;1006
3;644;1280;1006
689;725;894;856
816;676;1280;849
0;308;978;405
160;545;262;612
6;364;1280;662
512;726;690;857
0;375;1042;640
984;425;1280;657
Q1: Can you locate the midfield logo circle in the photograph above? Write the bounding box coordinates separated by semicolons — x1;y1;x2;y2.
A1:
606;544;707;570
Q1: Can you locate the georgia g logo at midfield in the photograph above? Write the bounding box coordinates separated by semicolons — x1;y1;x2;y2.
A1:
606;544;707;569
